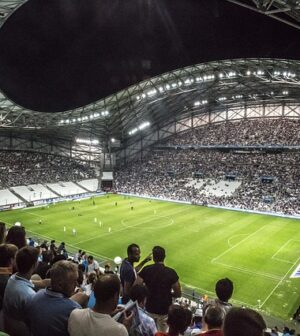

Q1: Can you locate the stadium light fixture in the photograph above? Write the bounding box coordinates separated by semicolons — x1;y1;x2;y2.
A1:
158;87;164;93
101;110;109;117
228;71;236;77
246;70;251;76
218;96;227;101
128;121;150;135
219;73;224;78
282;90;289;95
76;138;99;145
111;138;115;143
194;101;201;107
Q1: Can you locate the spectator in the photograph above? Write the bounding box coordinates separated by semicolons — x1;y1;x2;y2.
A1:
3;246;39;336
185;308;202;336
201;305;224;336
5;225;26;249
136;246;181;332
0;222;6;244
120;243;151;304
104;262;114;274
155;304;189;336
26;260;88;336
130;284;157;336
68;274;132;336
0;244;18;310
86;255;100;276
223;307;266;336
212;278;233;316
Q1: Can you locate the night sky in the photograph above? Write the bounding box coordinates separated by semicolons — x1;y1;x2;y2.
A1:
0;0;299;112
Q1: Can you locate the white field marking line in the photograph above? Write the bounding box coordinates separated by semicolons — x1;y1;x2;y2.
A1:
74;205;191;246
211;226;266;263
121;214;174;230
25;212;46;219
24;228;114;261
271;239;300;264
260;255;300;308
227;234;248;247
212;260;282;281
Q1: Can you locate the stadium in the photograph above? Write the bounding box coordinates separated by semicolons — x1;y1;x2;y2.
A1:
0;1;299;335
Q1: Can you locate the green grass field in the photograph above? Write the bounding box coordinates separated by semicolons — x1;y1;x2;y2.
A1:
0;194;299;320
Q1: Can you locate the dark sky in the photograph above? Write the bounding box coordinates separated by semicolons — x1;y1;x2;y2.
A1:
0;0;299;112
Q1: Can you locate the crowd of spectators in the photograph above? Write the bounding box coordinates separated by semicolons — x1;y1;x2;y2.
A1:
115;118;300;216
162;118;300;147
0;151;96;188
0;223;298;336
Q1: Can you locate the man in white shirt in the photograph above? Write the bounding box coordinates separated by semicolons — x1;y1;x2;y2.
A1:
86;255;100;276
68;274;132;336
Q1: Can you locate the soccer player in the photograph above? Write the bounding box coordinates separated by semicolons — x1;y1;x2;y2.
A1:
63;226;66;233
72;228;77;236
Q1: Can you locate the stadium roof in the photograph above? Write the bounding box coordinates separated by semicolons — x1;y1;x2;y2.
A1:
0;1;299;155
0;57;300;149
226;0;300;30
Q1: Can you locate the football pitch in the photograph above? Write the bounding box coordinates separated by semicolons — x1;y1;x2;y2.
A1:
0;194;299;320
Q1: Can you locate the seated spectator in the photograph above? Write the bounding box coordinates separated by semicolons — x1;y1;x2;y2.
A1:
34;250;53;279
223;307;266;336
3;246;39;336
85;272;97;309
0;244;18;310
5;225;26;249
104;262;114;274
155;304;189;336
68;274;132;336
184;308;202;336
26;260;88;336
201;305;223;336
130;284;157;336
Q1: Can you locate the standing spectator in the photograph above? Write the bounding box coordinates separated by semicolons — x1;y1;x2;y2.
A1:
26;260;88;336
201;305;224;336
58;242;68;259
120;243;151;304
86;255;100;276
223;307;266;336
73;249;82;263
68;274;132;336
3;246;39;336
130;284;157;336
50;240;58;257
5;225;26;249
208;278;233;317
136;246;181;333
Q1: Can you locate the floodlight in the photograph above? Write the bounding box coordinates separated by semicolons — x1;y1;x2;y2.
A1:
111;138;115;143
246;70;251;76
282;90;289;95
194;101;200;107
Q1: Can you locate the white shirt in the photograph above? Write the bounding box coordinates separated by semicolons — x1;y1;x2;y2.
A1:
87;260;99;274
68;308;128;336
